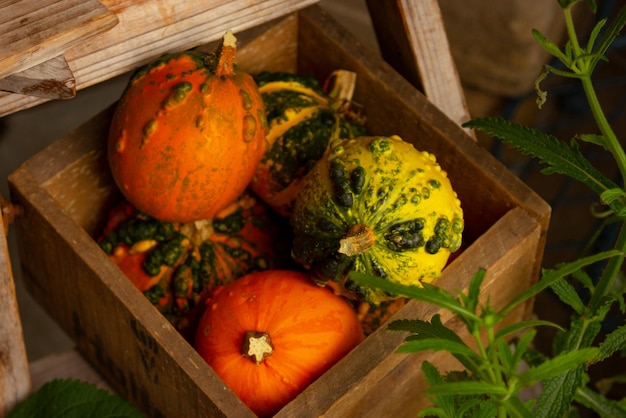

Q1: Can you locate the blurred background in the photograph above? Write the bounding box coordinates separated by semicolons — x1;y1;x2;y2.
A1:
1;0;625;399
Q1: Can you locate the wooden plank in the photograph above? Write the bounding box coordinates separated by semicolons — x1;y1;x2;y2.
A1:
366;0;474;136
0;55;76;99
0;0;119;79
0;197;30;417
0;0;320;117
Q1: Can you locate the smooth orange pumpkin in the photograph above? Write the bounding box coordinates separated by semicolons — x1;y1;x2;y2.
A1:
194;270;364;417
108;31;267;223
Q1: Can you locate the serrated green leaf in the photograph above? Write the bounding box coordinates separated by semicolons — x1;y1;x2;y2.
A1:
8;379;143;418
534;366;585;418
574;385;626;417
420;361;454;417
349;271;479;322
550;278;585;314
462;118;621;212
518;348;598;385
596;324;626;362
397;338;479;361
500;250;624;317
389;314;463;344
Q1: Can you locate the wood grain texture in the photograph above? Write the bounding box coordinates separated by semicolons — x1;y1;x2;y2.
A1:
0;0;118;79
0;0;319;117
0;55;76;99
367;0;473;136
7;5;550;416
0;205;30;418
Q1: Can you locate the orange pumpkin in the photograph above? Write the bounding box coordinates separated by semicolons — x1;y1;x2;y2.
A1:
194;270;364;417
108;31;267;223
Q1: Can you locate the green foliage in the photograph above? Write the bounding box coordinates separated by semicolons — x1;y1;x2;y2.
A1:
8;379;143;418
353;1;626;416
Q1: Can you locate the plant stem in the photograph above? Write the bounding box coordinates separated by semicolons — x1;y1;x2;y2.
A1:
588;221;626;311
580;76;626;183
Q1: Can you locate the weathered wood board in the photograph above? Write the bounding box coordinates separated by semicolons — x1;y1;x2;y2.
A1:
0;0;320;117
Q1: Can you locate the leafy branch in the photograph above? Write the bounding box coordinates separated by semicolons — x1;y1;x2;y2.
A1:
354;0;626;416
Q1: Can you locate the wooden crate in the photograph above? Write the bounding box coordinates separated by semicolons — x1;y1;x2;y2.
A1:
7;5;550;417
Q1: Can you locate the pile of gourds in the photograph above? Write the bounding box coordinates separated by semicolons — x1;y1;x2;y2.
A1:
100;31;464;417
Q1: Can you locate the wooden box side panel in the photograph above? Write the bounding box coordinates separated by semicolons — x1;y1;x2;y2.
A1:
8;172;255;417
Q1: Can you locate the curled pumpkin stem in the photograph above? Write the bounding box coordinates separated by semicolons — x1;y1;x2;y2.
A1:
338;224;376;256
242;331;274;364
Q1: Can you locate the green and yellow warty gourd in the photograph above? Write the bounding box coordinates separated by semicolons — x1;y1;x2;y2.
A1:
291;135;464;306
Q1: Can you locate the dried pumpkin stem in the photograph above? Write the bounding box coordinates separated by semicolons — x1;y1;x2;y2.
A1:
215;30;237;78
338;224;376;256
242;331;274;364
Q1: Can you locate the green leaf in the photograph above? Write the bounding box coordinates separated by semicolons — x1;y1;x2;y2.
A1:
578;133;609;150
534;366;585;418
462;118;621;211
389;314;463;343
596;324;626;362
550;278;585;315
585;18;607;54
600;188;626;207
8;379;143;418
500;249;624;317
420;361;455;417
466;268;486;314
349;272;480;322
504;396;535;418
593;5;626;64
495;338;515;375
518;348;599;385
511;330;538;372
532;29;569;64
495;320;562;340
397;338;479;361
574;385;626;417
424;381;508;397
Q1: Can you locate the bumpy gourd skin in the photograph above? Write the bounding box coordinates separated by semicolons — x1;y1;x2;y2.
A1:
291;135;464;305
249;71;368;217
108;34;267;223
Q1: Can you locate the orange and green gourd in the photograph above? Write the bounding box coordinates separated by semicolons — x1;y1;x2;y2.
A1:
108;31;267;223
99;190;289;340
291;135;464;306
249;70;368;217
